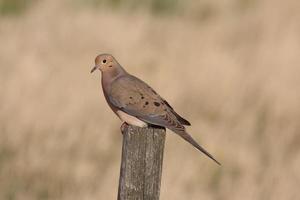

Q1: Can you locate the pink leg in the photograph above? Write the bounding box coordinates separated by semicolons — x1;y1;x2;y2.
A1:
120;122;129;134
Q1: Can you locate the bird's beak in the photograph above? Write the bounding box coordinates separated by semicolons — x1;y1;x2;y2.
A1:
90;65;98;73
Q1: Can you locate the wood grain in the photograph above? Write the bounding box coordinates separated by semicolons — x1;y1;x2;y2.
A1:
118;125;166;200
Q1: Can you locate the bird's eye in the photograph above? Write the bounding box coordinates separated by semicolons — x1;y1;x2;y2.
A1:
102;59;107;64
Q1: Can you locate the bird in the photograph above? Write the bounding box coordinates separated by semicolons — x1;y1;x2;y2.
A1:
91;54;220;165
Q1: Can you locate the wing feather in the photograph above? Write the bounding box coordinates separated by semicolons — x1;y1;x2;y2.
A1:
109;75;186;129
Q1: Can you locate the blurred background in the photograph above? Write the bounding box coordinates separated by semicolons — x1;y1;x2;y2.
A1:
0;0;300;199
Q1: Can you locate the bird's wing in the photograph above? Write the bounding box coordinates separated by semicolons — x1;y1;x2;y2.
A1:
109;75;186;129
109;75;220;165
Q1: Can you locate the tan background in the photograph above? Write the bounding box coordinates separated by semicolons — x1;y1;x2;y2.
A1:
0;0;300;199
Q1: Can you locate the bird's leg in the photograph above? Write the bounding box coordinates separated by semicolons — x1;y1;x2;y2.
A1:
120;122;129;134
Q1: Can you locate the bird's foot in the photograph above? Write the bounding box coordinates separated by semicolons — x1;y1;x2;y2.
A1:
120;122;129;134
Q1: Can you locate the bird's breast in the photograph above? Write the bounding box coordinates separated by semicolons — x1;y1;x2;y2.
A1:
116;110;148;127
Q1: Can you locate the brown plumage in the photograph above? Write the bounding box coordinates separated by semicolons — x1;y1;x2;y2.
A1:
91;54;220;165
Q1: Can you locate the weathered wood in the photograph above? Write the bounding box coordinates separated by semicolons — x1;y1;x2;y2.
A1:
118;125;166;200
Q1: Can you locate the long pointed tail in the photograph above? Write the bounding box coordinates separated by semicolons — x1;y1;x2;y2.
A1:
174;130;221;165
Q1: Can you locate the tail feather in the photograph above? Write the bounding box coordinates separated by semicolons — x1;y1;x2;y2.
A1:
143;111;219;164
174;130;220;165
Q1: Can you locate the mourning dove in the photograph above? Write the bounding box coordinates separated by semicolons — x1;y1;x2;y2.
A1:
91;54;220;165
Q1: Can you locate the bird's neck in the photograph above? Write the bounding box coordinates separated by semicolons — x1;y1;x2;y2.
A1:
101;66;126;91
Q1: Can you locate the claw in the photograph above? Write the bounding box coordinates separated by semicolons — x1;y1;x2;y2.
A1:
120;122;129;134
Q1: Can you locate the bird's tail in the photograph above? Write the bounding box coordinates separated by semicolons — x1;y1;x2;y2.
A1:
173;129;221;165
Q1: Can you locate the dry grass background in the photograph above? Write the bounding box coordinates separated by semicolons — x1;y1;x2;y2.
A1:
0;0;300;199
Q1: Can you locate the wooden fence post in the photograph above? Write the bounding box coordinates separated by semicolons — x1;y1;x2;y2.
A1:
117;125;166;200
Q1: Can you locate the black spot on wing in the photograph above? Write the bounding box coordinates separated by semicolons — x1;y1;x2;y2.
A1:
154;102;160;107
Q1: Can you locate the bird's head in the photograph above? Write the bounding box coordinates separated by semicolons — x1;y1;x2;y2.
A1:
91;54;117;73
